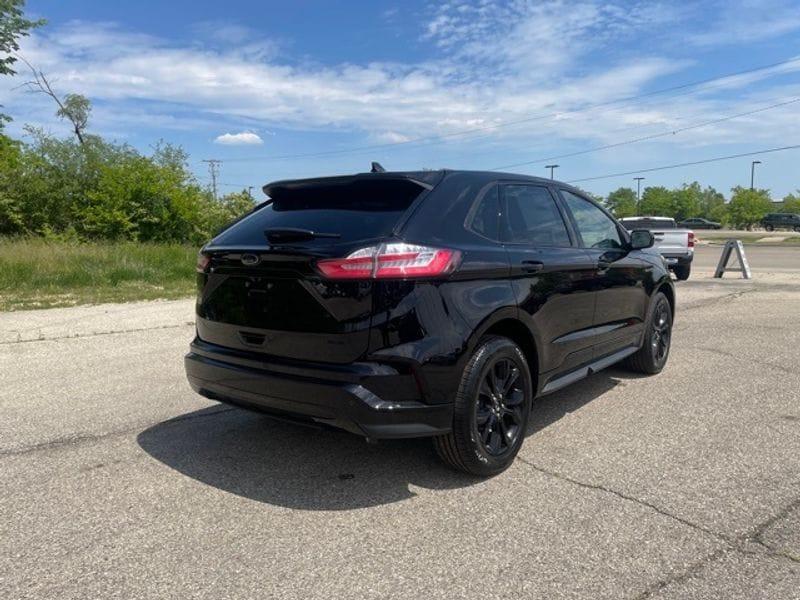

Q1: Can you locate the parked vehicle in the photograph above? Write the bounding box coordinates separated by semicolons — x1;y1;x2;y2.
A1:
678;217;722;229
185;169;675;476
618;217;694;280
761;212;800;232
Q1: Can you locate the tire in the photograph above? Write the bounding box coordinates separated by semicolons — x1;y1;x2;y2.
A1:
624;292;672;375
765;224;774;232
433;336;533;476
673;264;691;281
793;226;800;233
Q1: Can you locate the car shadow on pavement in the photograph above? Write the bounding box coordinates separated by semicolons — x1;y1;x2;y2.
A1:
137;369;634;511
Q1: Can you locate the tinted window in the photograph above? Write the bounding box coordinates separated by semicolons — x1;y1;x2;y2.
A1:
561;190;623;249
469;185;500;240
502;185;571;246
213;179;424;246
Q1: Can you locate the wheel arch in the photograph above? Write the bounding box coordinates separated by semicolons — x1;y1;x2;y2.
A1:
655;278;675;318
474;315;541;390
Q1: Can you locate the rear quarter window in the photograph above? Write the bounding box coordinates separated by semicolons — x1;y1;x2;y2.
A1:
467;185;501;240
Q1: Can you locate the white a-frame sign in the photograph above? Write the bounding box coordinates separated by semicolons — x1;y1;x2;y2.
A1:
714;240;752;279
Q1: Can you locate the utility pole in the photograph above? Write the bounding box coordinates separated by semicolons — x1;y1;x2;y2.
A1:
247;186;254;199
750;160;761;190
202;159;222;199
545;164;559;180
634;177;645;215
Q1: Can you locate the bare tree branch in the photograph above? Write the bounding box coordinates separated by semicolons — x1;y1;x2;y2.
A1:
16;54;89;145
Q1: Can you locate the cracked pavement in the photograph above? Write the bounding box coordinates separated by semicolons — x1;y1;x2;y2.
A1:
1;246;799;599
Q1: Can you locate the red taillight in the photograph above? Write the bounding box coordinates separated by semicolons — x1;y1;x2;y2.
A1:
196;253;210;273
688;231;695;248
316;243;460;280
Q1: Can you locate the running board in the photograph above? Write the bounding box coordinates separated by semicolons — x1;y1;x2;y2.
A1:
540;345;639;395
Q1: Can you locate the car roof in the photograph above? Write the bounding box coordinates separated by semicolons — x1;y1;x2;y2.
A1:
263;169;588;199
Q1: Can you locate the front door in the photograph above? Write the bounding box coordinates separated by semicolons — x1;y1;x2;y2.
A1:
557;189;650;359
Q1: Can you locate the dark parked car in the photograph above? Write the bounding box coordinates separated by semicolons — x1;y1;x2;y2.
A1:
678;217;722;229
185;169;674;475
761;212;800;232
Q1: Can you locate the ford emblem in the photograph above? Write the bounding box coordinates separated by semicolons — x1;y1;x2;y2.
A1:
241;253;261;266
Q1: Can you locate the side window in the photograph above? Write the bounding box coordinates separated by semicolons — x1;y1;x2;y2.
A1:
502;185;571;246
469;185;500;240
560;190;623;249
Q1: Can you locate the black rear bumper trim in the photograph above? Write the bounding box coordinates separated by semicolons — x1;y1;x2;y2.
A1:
184;346;452;439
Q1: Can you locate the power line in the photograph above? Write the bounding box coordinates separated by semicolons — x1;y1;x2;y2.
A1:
566;144;800;184
490;96;800;170
215;55;800;164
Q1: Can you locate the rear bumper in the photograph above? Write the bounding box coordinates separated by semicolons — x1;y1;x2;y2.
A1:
184;339;452;439
661;252;693;267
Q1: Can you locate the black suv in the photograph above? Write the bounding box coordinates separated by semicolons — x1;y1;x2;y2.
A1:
761;212;800;232
185;169;674;475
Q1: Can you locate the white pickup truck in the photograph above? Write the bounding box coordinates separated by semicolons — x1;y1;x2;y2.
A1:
619;217;695;280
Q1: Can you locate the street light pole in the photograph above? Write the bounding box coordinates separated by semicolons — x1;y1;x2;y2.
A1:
545;164;559;180
750;160;761;190
634;177;645;215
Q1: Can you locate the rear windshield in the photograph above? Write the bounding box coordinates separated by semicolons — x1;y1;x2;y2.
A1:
620;219;676;230
211;178;425;247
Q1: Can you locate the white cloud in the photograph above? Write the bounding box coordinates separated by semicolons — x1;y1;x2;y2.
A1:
3;17;683;139
374;131;412;143
214;131;264;145
2;6;800;164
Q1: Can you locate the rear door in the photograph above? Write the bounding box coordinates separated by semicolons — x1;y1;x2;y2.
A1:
500;183;597;376
196;176;429;364
558;189;650;359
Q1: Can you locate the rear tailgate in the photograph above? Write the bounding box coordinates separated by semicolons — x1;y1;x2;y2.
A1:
651;229;691;257
196;174;434;364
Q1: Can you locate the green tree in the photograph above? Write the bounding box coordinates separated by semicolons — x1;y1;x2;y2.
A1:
21;63;92;144
0;0;44;125
671;182;702;221
780;193;800;214
605;187;638;218
728;186;772;230
0;132;23;232
56;93;91;144
11;126;118;234
639;186;673;217
698;185;727;223
0;1;43;76
1;127;255;242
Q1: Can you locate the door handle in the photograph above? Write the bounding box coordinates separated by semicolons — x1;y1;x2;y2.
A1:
521;260;545;273
597;259;612;271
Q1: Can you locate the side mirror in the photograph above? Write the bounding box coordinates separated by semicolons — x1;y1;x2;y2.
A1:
629;229;654;250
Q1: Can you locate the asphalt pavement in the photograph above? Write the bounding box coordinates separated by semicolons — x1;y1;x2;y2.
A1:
693;244;800;273
1;255;799;599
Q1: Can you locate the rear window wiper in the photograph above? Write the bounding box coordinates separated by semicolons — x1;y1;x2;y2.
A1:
264;228;342;243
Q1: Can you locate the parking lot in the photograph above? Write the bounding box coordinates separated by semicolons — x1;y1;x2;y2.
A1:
1;245;799;599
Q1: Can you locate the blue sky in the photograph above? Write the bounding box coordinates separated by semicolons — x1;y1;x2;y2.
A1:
3;0;800;199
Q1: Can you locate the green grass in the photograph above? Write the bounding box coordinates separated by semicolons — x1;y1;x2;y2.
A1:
0;238;198;311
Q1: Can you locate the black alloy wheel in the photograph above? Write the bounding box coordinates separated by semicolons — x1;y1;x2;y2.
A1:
434;336;533;476
475;357;526;457
624;291;672;374
650;300;671;365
